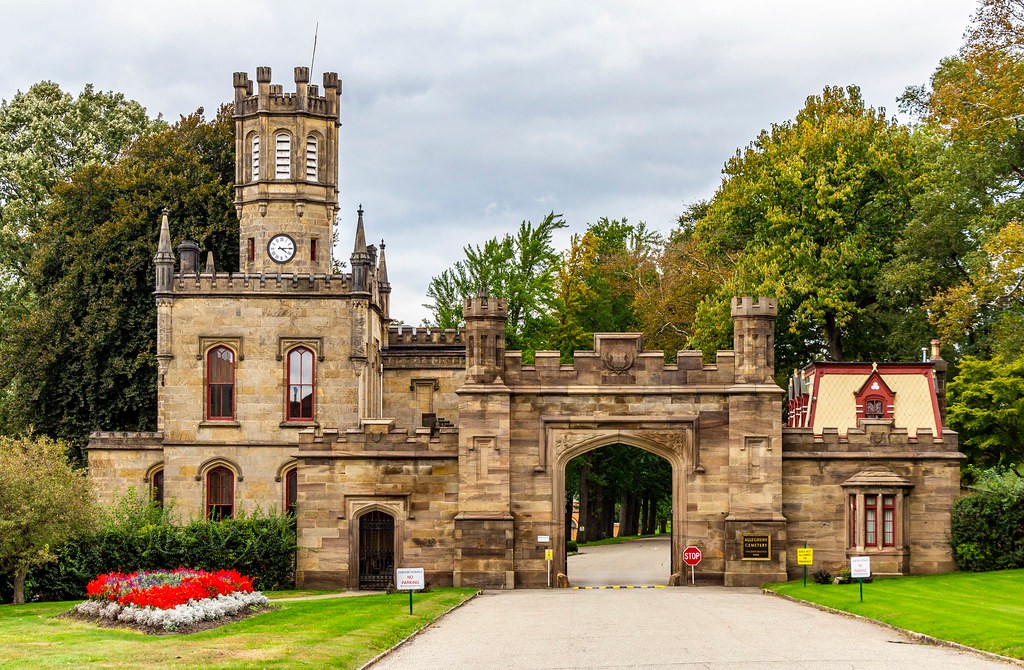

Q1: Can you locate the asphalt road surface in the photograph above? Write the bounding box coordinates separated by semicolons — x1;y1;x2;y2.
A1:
567;536;671;587
368;587;1012;669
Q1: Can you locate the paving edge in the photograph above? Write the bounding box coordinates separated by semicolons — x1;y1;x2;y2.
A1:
762;588;1024;667
358;590;483;670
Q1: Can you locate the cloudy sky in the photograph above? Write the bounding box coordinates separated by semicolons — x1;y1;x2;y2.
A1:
2;1;975;323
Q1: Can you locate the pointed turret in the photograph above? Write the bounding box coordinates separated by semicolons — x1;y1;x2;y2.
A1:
350;206;370;294
378;240;391;318
204;251;216;275
154;209;175;294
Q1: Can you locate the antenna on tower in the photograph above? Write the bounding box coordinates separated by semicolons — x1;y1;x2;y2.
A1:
310;22;319;74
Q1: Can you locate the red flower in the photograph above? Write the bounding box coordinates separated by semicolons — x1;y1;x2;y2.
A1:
87;568;256;610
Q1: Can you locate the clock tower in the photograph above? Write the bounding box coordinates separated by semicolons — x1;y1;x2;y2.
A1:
232;66;341;273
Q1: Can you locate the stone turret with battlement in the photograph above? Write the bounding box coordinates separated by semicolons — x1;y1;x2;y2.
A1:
463;291;508;384
731;297;777;384
233;66;341;274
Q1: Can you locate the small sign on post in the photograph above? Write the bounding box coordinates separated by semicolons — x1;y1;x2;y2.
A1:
396;567;425;615
850;556;871;602
682;545;702;585
796;546;813;587
545;548;553;587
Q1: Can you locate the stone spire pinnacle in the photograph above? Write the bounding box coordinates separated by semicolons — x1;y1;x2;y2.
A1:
353;205;367;254
378;240;390;288
157;209;172;256
350;205;371;294
154;208;175;293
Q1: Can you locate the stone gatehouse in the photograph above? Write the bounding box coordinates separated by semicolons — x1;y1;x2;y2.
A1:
88;66;962;589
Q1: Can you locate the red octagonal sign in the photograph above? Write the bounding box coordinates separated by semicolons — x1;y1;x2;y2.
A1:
683;545;702;566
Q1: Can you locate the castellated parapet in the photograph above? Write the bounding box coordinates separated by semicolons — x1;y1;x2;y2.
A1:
232;67;341;117
730;296;778;318
171;271;350;296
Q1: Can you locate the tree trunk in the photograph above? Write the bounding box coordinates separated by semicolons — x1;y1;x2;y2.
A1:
825;312;844;361
13;568;27;605
601;492;615;539
645;497;657;535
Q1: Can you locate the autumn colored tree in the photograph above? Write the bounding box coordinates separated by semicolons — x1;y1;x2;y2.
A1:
689;85;924;371
551;218;659;359
0;434;98;604
0;108;237;452
898;0;1024;356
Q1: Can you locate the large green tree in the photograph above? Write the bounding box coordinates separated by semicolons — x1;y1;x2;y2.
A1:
0;434;98;604
947;356;1024;467
898;0;1024;357
551;218;659;359
0;81;160;277
423;213;567;352
0;108;237;452
689;85;924;371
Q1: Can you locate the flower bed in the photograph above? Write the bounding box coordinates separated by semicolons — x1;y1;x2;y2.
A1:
70;569;271;633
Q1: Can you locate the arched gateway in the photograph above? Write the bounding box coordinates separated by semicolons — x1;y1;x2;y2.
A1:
86;66;962;593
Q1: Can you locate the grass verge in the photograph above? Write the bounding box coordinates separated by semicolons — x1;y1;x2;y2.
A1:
765;569;1024;660
576;533;665;547
0;588;477;669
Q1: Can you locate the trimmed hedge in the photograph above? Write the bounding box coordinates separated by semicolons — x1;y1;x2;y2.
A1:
1;496;296;603
951;469;1024;571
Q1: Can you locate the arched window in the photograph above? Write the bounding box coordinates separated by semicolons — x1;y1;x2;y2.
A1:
206;466;234;520
275;132;291;179
305;134;318;181
285;467;298;516
151;468;165;509
287;347;315;421
865;398;884;419
251;134;260;181
207;346;235;420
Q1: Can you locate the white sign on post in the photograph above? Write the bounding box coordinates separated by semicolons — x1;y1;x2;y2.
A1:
396;567;425;591
850;556;871;579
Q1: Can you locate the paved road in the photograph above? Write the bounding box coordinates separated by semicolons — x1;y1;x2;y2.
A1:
568;536;671;586
369;587;1012;669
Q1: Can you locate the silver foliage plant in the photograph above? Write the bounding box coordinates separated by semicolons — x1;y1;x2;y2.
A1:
73;591;269;632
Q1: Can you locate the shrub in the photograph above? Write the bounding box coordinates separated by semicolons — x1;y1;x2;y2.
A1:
566;540;579;553
951;467;1024;571
9;492;296;602
811;569;832;585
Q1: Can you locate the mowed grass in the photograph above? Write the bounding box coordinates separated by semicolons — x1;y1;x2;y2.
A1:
0;588;477;670
766;569;1024;660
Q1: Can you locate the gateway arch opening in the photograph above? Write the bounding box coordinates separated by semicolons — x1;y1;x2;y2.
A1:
565;443;673;587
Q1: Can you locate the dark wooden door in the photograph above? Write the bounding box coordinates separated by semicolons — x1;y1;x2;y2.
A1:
358;511;395;590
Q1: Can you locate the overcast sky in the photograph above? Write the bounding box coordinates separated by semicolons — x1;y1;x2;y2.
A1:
1;0;975;324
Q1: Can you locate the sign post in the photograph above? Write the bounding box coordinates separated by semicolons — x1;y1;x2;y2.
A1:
849;556;870;602
396;567;425;615
682;545;702;585
796;545;814;587
545;549;553;587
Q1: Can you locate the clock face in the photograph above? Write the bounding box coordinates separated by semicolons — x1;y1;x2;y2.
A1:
267;234;296;263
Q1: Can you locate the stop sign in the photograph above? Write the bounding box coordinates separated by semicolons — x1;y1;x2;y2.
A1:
682;545;702;566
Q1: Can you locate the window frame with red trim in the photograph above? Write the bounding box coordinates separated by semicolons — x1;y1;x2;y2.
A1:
206;466;234;520
207;346;236;421
286;346;315;421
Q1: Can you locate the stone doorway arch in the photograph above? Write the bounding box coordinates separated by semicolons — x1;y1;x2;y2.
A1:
547;419;694;584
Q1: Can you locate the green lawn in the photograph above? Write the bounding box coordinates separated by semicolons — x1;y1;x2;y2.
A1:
0;588;477;669
766;569;1024;660
576;533;664;547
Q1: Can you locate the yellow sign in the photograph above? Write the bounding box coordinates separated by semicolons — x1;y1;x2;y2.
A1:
797;548;813;565
545;549;553;561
